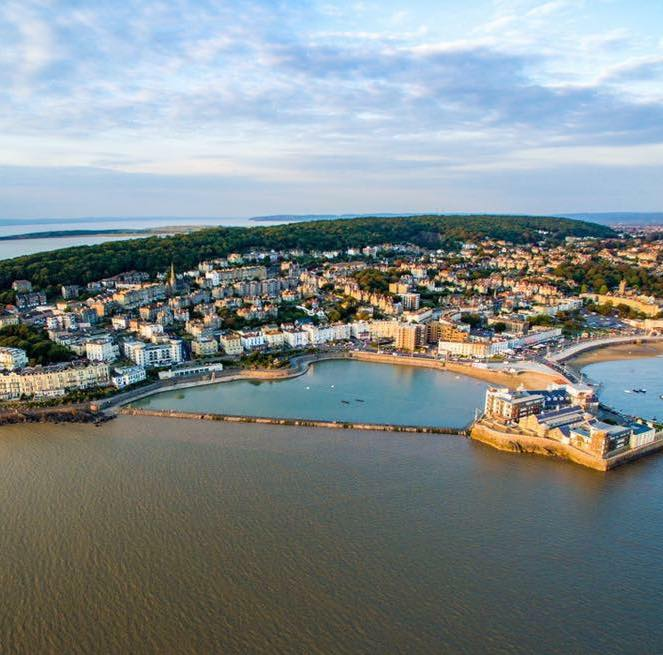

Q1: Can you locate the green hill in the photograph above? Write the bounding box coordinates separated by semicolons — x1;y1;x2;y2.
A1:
0;214;615;295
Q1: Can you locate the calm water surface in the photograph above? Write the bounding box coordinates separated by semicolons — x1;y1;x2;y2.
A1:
134;360;488;428
1;416;662;654
0;217;263;260
582;355;663;420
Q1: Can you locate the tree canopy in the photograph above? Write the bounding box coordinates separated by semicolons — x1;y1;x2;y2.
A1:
0;215;614;296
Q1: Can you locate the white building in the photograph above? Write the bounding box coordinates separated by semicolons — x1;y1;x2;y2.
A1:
111;365;147;389
123;339;183;368
85;338;120;363
0;362;110;400
261;328;285;349
0;347;28;371
237;330;265;350
400;293;420;311
283;328;309;348
220;333;243;355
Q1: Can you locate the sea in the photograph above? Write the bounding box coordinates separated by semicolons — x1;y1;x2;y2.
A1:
1;357;662;653
0;217;259;260
581;354;663;421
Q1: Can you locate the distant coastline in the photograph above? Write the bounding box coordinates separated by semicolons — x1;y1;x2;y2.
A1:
0;225;211;242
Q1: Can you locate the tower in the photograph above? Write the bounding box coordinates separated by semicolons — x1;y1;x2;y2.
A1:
168;262;176;288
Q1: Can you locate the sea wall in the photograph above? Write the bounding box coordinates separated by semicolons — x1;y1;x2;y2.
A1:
119;407;468;435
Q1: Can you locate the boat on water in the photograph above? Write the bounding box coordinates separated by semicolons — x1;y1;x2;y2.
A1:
624;390;632;393
341;400;350;404
633;389;647;394
355;399;365;402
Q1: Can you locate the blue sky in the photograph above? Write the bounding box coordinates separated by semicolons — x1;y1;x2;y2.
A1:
1;0;663;218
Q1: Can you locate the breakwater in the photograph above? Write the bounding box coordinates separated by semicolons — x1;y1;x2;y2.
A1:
119;407;469;435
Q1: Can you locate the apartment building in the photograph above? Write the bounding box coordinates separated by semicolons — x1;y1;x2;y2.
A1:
123;339;183;368
85;338;120;363
0;347;28;371
0;361;110;400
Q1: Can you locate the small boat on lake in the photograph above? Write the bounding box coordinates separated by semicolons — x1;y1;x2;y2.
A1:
341;400;350;404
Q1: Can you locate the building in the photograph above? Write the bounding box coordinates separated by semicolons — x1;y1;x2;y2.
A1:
220;333;243;355
439;320;471;343
262;327;285;349
581;293;661;317
0;347;28;371
400;293;421;311
282;328;309;349
111;365;147;389
237;330;266;350
123;339;183;368
61;285;80;300
484;387;544;422
12;280;32;293
112;284;166;309
395;323;425;351
85;338;120;363
0;361;110;400
158;362;224;379
438;339;508;359
192;336;219;357
16;291;47;310
482;385;652;460
0;311;19;329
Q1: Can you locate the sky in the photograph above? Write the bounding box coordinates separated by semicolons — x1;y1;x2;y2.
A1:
1;0;663;219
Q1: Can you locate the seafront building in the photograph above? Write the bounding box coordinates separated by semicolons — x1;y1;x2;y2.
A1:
0;347;29;371
480;386;658;461
0;362;110;400
124;339;184;368
111;365;147;389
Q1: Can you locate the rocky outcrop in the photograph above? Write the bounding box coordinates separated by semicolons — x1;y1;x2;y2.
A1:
0;407;110;426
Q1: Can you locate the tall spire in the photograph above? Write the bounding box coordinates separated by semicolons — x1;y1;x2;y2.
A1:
168;262;176;287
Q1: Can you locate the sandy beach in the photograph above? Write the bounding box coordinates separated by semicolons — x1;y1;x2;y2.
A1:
567;342;663;370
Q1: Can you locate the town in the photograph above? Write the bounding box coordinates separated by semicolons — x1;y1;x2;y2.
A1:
0;228;661;467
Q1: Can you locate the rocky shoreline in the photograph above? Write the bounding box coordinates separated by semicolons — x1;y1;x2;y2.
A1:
0;406;110;426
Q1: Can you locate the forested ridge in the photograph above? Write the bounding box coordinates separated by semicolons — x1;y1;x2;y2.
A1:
0;214;614;295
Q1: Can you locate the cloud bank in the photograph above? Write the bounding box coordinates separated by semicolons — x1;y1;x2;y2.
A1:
1;0;662;217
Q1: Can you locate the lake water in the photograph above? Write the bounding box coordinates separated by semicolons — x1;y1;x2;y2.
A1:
2;415;663;654
134;359;489;428
582;355;663;421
